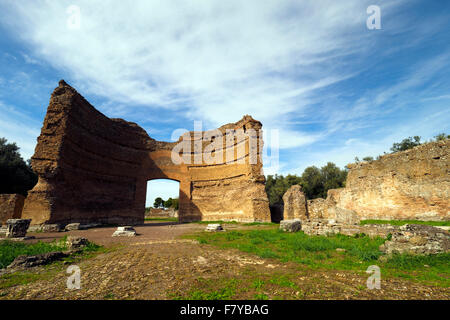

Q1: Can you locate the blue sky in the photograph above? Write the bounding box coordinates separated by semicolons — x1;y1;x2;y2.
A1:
0;0;449;205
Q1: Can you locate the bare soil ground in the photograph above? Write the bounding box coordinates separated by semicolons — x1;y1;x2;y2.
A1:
0;221;448;300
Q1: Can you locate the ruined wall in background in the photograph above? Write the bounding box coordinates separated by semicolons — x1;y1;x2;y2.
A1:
22;80;271;225
0;194;25;224
309;140;450;221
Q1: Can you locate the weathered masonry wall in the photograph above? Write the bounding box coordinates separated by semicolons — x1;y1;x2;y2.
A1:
308;139;450;221
0;194;25;224
22;80;271;225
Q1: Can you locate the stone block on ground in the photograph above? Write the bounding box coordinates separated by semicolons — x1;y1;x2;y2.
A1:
7;251;68;269
112;226;137;237
5;219;31;238
65;223;81;231
66;236;89;250
205;224;224;232
280;219;302;233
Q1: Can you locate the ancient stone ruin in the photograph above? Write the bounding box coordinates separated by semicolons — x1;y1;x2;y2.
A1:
279;141;449;255
18;80;270;226
282;185;308;221
0;194;25;224
309;140;450;221
282;139;449;223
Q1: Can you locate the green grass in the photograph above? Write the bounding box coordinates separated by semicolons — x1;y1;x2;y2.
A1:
0;238;71;269
0;236;103;269
144;217;178;222
360;219;450;227
243;222;276;226
171;278;240;300
187;227;450;287
0;238;103;292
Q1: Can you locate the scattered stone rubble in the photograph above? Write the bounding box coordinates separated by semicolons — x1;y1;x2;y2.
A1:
112;226;137;237
7;252;69;270
380;224;450;255
0;219;32;239
3;236;90;272
300;220;450;256
65;236;89;250
27;222;103;233
280;219;302;233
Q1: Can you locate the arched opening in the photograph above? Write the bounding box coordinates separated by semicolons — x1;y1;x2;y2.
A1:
145;179;180;221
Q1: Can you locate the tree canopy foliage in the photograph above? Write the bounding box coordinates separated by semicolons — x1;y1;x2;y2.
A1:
153;197;164;208
265;162;347;206
0;138;38;196
390;136;422;153
153;197;179;210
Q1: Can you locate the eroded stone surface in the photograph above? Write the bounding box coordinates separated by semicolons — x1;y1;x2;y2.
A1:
308;140;449;221
7;252;68;269
380;224;450;255
22;80;271;225
112;226;137;237
302;219;396;238
282;185;308;221
5;219;31;238
66;236;89;250
0;194;25;224
280;219;301;232
205;224;224;232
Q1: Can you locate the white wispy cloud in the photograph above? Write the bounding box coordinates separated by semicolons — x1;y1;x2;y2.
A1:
0;0;410;150
0;100;41;160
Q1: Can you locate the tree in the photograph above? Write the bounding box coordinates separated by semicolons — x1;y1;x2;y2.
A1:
321;162;347;196
362;156;374;162
301;166;324;199
164;197;173;208
171;198;179;210
390;136;421;153
0;137;37;196
434;133;449;141
265;162;348;204
153;197;163;208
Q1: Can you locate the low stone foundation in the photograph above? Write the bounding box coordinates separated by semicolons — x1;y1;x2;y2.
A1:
380;224;450;255
301;219;396;238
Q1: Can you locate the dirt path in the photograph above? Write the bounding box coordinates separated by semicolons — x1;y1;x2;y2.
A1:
1;222;449;300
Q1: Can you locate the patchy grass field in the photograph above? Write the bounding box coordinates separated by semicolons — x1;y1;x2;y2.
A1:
0;238;103;291
1;222;448;300
360;219;450;227
0;238;70;269
184;226;450;288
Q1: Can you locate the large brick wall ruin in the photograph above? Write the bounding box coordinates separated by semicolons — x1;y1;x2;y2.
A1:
21;80;271;225
0;194;25;224
308;139;449;221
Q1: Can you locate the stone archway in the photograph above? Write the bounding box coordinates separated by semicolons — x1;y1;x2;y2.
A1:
22;81;271;225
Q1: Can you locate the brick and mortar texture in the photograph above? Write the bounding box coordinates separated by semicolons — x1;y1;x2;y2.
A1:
0;194;25;224
307;139;449;221
21;80;271;225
